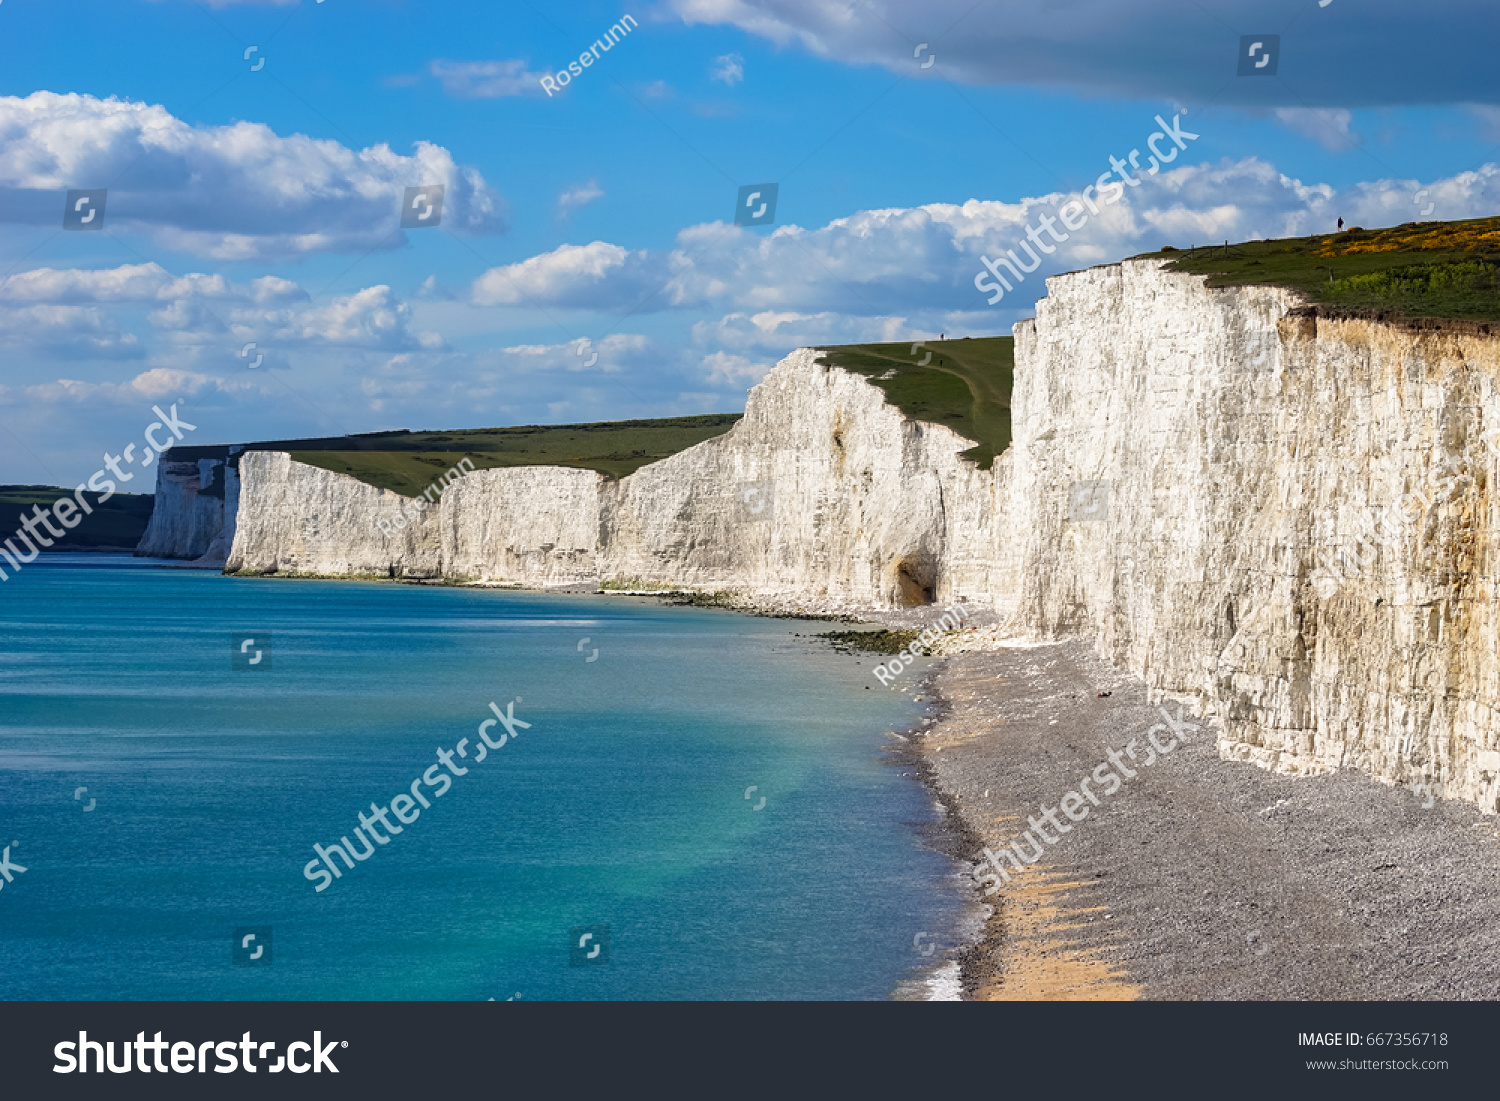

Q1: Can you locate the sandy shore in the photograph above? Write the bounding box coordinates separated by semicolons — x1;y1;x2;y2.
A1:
913;635;1500;1000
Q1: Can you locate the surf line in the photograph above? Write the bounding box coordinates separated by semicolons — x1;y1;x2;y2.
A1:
872;604;971;685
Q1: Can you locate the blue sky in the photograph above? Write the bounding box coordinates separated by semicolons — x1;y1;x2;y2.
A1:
4;0;1500;484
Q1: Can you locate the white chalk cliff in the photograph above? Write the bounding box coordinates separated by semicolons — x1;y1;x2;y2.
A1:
136;452;240;565
143;258;1500;811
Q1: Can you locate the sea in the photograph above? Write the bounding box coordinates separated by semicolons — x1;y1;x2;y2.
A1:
0;555;968;1000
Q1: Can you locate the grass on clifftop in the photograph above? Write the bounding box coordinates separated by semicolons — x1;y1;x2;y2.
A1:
0;486;155;549
1136;216;1500;323
287;415;741;494
170;415;743;497
812;337;1013;468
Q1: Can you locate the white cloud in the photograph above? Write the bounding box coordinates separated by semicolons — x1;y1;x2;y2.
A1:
696;311;914;353
128;368;218;400
22;368;220;404
470;241;676;308
1275;108;1358;152
493;334;648;373
259;285;445;350
0;92;507;260
0;262;443;362
0;263;302;306
0;305;141;360
467;158;1500;318
557;180;605;218
710;52;745;86
413;274;458;301
430;59;548;99
15;145;1500;475
700;351;772;387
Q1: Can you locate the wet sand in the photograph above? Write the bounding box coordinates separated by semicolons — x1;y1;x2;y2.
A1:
917;637;1500;1000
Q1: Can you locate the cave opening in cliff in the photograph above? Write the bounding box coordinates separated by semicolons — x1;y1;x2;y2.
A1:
893;555;937;607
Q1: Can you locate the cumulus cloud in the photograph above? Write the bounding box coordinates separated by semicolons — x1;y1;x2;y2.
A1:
0;262;443;361
699;350;772;387
468;157;1500;319
258;285;445;350
0;305;141;360
667;0;1500;107
430;59;548;99
0;262;302;306
126;368;218;400
0;92;507;259
470;241;678;309
695;311;915;354
22;368;223;404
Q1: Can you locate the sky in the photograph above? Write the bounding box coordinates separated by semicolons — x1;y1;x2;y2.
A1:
3;0;1500;484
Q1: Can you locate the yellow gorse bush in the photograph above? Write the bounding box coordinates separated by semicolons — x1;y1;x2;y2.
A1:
1313;217;1500;258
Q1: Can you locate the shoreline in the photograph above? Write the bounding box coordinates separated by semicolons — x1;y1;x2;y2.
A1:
913;633;1500;1000
59;554;1007;998
907;643;1142;1000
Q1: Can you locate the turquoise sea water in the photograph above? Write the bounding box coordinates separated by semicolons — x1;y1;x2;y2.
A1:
0;556;964;1000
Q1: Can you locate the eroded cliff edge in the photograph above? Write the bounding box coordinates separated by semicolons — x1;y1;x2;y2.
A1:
210;347;1007;607
148;256;1500;811
1011;259;1500;812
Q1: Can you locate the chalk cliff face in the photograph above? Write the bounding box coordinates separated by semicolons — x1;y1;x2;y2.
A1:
225;450;445;579
135;454;237;564
145;256;1500;811
442;465;602;587
210;351;1004;603
596;349;1007;607
1009;259;1500;812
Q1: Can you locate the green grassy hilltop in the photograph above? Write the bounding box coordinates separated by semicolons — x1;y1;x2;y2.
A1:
814;337;1014;468
0;486;155;549
285;415;743;495
167;415;744;497
166;335;1018;501
1138;216;1500;323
